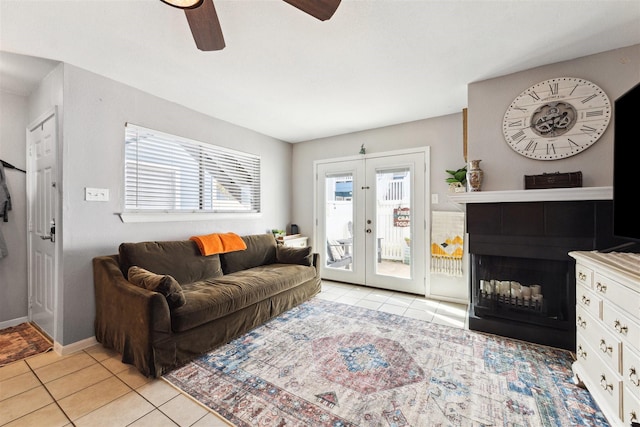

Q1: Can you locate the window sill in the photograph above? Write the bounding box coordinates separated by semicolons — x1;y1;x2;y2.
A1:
118;212;261;223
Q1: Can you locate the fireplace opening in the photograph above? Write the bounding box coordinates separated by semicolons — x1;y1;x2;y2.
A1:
471;255;572;331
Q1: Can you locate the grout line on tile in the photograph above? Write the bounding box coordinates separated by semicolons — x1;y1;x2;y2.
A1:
24;356;74;426
158;379;229;423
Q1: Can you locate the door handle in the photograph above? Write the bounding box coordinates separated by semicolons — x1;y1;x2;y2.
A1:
41;219;55;243
366;229;372;233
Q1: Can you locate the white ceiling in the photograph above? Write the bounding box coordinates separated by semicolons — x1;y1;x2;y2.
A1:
1;0;639;143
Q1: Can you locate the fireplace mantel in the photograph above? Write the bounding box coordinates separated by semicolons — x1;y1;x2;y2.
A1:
448;186;612;204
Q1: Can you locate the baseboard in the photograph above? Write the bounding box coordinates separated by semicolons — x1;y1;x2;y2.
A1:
0;316;29;329
428;294;469;305
54;336;99;356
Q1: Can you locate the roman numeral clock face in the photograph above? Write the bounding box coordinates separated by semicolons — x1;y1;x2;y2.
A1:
502;77;611;160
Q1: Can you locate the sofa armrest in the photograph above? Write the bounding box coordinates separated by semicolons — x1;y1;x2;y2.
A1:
93;255;171;377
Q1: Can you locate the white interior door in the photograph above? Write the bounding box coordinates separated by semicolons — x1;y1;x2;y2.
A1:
28;112;58;339
316;149;429;295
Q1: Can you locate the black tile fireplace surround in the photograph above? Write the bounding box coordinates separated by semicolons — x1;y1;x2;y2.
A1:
467;200;624;351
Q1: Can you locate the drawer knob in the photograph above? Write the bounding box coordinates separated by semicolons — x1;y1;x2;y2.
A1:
596;282;607;293
581;295;591;305
599;339;613;355
631;410;638;422
614;320;628;335
631;367;640;387
578;272;586;281
577;345;588;360
577;316;587;329
600;374;614;393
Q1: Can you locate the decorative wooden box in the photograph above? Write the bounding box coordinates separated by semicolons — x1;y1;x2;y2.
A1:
524;171;582;189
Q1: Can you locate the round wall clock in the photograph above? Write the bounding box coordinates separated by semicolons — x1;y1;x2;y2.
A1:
502;77;611;160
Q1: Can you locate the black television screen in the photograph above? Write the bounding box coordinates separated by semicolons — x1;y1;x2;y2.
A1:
613;81;640;244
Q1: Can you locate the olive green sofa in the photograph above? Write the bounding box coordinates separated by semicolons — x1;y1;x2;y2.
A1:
93;233;320;377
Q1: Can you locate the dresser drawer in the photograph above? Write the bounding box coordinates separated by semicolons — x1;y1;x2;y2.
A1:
602;302;640;351
576;263;594;289
576;335;623;416
576;305;593;334
623;386;640;425
594;272;640;319
577;282;601;320
589;313;623;374
576;332;593;365
577;309;621;374
623;346;640;400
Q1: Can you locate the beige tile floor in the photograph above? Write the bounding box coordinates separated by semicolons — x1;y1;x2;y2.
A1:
0;281;468;427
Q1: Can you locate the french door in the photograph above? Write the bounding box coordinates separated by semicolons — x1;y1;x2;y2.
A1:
315;148;429;295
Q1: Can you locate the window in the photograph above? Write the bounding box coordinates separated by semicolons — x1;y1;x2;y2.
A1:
124;124;260;214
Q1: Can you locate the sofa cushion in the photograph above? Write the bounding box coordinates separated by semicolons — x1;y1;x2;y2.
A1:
128;266;186;309
276;245;313;266
119;240;222;285
220;234;277;274
171;264;317;332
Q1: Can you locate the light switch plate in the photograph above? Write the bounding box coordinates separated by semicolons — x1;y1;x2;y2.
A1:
431;194;438;204
85;187;109;202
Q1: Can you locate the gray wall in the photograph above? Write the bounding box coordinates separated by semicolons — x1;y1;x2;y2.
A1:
0;90;29;325
26;64;293;345
291;113;469;301
292;113;465;242
468;44;640;191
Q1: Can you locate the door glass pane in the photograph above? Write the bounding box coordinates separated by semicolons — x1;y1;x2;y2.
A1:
375;167;411;279
325;173;353;271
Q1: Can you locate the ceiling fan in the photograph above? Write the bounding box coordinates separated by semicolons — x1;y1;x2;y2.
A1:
160;0;342;51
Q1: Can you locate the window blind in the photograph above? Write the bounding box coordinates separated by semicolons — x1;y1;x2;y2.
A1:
124;124;261;213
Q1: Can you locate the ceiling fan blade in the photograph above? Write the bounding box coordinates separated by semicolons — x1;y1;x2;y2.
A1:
282;0;341;21
184;0;225;51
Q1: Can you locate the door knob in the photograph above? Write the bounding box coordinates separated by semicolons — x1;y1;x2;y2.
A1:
40;219;55;243
366;229;372;233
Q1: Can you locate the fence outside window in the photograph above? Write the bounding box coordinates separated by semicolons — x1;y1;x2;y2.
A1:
124;124;260;214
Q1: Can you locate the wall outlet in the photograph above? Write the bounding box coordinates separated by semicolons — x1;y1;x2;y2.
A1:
85;187;109;202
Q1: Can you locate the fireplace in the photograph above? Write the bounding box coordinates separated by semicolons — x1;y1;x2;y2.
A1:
466;199;622;351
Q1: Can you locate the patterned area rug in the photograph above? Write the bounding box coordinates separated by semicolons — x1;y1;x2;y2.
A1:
0;322;53;367
164;298;607;426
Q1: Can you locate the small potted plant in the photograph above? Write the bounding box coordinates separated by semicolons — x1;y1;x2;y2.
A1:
446;166;467;193
271;229;286;239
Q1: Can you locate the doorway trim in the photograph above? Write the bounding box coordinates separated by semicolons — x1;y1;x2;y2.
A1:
313;147;430;295
26;106;60;347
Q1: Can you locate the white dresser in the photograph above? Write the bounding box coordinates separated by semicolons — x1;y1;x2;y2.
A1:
570;251;640;427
